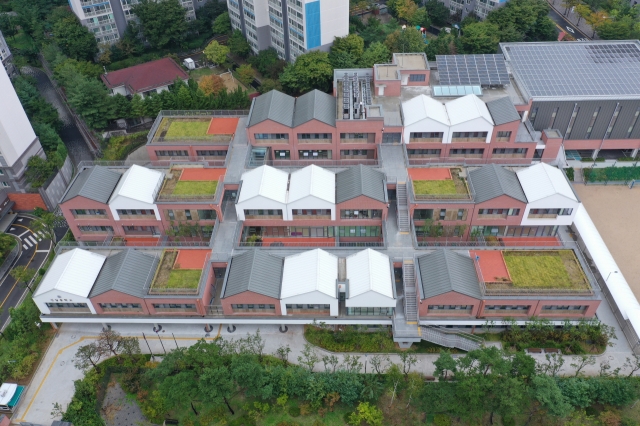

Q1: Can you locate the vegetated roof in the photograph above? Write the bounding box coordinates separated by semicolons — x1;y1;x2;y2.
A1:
346;249;394;301
469;164;527;204
100;57;188;94
34;249;106;298
109;165;164;204
516;163;577;202
288;165;335;204
485;97;521;125
418;250;482;299
445;94;494;125
336;165;386;203
248;90;295;127
237;165;289;204
223;250;284;299
402;94;449;126
281;249;337;299
89;250;160;298
61;166;121;204
293;89;336;127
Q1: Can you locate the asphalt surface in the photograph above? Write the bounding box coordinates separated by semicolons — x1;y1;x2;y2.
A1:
547;6;591;40
0;216;52;329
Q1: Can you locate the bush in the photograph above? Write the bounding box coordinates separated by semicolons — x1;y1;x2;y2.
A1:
565;167;574;181
304;325;395;353
434;413;452;426
288;405;301;417
583;166;640;182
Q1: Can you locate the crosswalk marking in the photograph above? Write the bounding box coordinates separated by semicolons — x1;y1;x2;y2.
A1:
18;230;30;238
22;244;28;250
23;239;33;248
28;236;38;245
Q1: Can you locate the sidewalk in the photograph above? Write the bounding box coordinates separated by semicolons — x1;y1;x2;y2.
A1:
548;0;597;38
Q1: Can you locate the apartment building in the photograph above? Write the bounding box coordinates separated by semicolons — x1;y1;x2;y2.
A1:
0;30;15;77
227;0;348;61
67;0;205;45
438;0;510;20
0;65;46;192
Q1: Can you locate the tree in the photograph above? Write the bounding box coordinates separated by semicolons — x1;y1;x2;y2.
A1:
0;14;18;39
200;366;236;414
0;234;15;260
73;343;104;371
53;16;97;61
460;22;500;54
275;344;291;365
486;0;556;42
348;402;383;426
369;354;390;374
597;19;632;39
67;78;113;129
236;64;254;87
424;31;462;60
97;329;130;361
227;29;251;58
399;351;418;376
359;42;391;67
434;350;457;380
212;11;231;35
561;0;580;16
540;353;565;377
24;156;55;189
384;28;425;53
131;0;188;48
203;40;229;65
571;355;596;377
529;375;573;420
248;47;286;79
623;354;640;377
199;74;225;95
280;51;334;95
425;0;450;27
258;78;282;93
297;343;319;372
322;354;340;373
10;266;37;294
331;34;365;60
585;10;609;36
575;4;592;25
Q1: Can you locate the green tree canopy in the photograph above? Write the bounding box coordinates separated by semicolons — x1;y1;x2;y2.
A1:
227;29;251;58
67;77;113;129
52;15;98;61
247;47;286;79
203;40;230;65
485;0;557;42
424;31;463;60
280;50;334;95
131;0;188;48
212;11;231;35
330;33;365;66
425;0;451;27
384;27;425;53
460;22;500;54
359;42;391;67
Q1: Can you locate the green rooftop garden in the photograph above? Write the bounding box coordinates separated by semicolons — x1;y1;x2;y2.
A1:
149;250;202;294
413;179;456;195
502;250;590;290
164;120;210;138
172;180;217;196
166;269;202;289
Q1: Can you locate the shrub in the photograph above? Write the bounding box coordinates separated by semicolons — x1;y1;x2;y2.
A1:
434;414;452;426
288;405;301;417
565;167;574;181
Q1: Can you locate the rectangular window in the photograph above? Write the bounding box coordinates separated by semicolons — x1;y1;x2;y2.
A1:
155;150;188;157
496;131;512;141
299;150;331;159
78;226;113;233
185;210;192;220
298;133;331;140
255;133;289;140
628;107;640;138
196;150;227;157
340;209;382;219
585;107;600;139
409;74;426;82
548;107;559;129
605;104;621;139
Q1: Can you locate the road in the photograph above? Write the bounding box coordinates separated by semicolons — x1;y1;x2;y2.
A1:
0;216;52;329
547;5;591;40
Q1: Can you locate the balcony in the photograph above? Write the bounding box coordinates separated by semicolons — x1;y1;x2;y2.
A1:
48;306;92;313
83;6;112;17
492;153;527;159
409;137;442;143
254;138;289;145
292;214;331;220
449;153;483;158
528;213;558;219
244;214;283;220
477;213;508;220
100;307;144;313
74;214;108;220
451;137;486;143
299;138;331;144
153;306;198;313
118;214;157;220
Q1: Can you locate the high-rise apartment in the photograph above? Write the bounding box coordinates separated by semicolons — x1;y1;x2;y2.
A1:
439;0;509;20
0;30;16;77
227;0;348;61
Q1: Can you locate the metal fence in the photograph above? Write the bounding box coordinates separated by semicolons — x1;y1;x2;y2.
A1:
420;326;484;351
407;156;535;167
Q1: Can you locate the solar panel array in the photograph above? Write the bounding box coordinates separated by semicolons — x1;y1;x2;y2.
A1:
502;42;640;98
432;85;483;97
436;54;510;86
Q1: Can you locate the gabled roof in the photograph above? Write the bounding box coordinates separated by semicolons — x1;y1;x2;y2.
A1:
248;90;295;127
34;249;106;298
469;164;527;204
336;165;386;203
445;94;494;125
223;250;284;299
61;166;121;204
293;89;336;127
417;250;482;299
100;58;188;94
237;165;289;204
281;249;337;299
402;94;449;126
288;165;335;204
516;163;578;202
346;249;394;299
90;250;159;298
109;165;164;204
486;97;521;125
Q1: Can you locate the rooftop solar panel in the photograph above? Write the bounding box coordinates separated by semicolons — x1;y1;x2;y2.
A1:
436;54;510;86
501;42;640;99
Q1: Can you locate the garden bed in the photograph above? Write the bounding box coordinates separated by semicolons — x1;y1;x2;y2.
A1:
583;165;640;182
149;250;201;293
412;168;470;199
501;250;590;290
164;119;211;138
158;169;219;198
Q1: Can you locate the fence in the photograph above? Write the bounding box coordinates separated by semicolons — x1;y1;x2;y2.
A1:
76;158;227;170
55;240;211;254
147;110;249;144
407;156;535;167
420;326;484;351
258;158;381;168
407;175;475;203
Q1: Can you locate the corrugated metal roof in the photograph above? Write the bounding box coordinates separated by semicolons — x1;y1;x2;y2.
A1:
34;249;106;298
247;90;295;127
109;165;164;204
281;249;337;298
417;250;482;299
486;97;520;125
61;166;121;204
288;165;335;204
237;165;289;203
90;250;159;298
516;163;577;202
346;249;394;298
292;89;336;127
223;250;284;299
445;94;494;125
336;165;386;203
469;164;527;204
401;95;449;126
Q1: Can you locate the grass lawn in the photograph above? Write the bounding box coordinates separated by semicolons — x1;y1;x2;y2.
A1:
172;180;217;196
503;251;587;289
165;120;211;138
413;179;457;195
189;67;216;81
166;269;202;289
6;31;36;51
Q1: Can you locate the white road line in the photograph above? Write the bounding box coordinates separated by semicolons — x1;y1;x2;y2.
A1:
35;250;49;253
17;218;22;222
38;231;45;236
9;227;15;231
23;239;33;248
22;244;28;250
18;230;30;238
28;236;38;245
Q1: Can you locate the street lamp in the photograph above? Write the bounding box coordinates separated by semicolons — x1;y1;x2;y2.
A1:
606;271;618;281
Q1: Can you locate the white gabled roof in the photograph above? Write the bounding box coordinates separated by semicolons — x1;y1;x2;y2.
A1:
0;383;17;405
280;249;337;298
346;249;394;299
238;165;289;204
402;95;449;126
109;164;164;204
445;94;494;125
34;249;106;298
516;163;577;202
288;165;335;204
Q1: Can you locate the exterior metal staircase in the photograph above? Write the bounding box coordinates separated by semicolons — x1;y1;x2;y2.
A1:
396;182;410;232
402;260;418;324
420;326;484;351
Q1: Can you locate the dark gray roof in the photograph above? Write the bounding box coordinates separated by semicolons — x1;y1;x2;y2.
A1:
469;164;527;204
417;250;482;299
89;250;159;298
336;165;386;203
293;90;336;127
486;97;520;125
61;166;121;204
247;90;295;127
223;250;283;299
